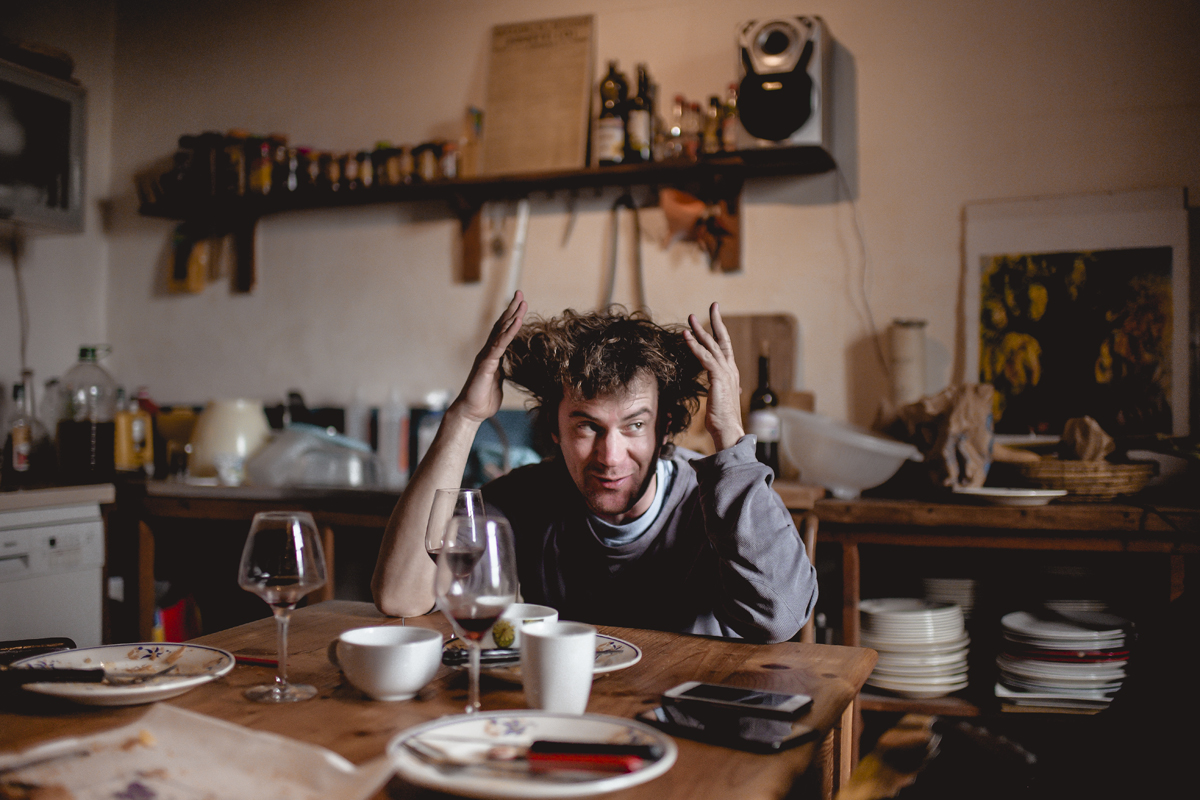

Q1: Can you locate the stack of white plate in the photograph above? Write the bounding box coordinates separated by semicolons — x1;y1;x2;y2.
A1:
860;598;969;698
996;609;1130;711
922;577;977;620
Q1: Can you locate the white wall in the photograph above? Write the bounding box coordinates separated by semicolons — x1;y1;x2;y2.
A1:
0;1;114;419
4;0;1198;426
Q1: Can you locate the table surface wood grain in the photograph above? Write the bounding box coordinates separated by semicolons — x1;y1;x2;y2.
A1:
1;600;876;800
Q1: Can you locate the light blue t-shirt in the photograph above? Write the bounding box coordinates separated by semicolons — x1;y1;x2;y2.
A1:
588;458;676;546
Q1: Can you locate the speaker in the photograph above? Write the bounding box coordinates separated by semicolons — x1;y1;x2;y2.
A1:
735;16;832;153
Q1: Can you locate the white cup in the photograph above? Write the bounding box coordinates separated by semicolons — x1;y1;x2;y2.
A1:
520;621;596;714
483;603;559;650
336;626;442;701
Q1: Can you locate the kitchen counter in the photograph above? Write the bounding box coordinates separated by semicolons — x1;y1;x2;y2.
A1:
0;483;115;512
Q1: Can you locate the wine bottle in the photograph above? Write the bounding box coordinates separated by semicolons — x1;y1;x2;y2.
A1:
626;64;652;163
596;61;628;166
747;341;781;477
702;96;721;154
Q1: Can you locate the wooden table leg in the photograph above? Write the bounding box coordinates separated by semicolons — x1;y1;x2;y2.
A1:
831;698;856;794
819;728;835;800
1170;554;1184;601
312;525;336;603
137;520;156;641
841;542;860;646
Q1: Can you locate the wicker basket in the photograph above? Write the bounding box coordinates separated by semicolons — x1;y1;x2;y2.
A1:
1018;458;1155;502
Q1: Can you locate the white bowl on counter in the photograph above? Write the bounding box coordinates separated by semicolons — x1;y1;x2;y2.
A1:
778;407;923;499
188;399;271;480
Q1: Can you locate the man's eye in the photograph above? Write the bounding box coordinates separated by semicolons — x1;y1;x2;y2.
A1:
628;421;644;431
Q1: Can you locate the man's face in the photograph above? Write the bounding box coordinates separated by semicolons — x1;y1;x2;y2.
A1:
552;372;663;525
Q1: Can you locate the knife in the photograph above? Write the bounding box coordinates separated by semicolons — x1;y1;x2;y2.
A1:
0;667;105;688
404;737;661;775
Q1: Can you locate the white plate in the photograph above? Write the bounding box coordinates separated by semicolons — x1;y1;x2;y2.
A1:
952;487;1068;506
387;711;676;799
866;676;969;698
876;650;970;668
12;643;235;706
1001;610;1128;640
872;663;968;679
446;634;642;682
861;633;970;654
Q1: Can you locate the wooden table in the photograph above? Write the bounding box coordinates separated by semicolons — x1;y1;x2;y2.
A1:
1;600;876;800
812;496;1200;718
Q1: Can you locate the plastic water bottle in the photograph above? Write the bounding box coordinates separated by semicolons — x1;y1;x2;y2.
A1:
377;388;407;490
58;345;118;483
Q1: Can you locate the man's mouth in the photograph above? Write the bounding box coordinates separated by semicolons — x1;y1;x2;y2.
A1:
591;473;630;489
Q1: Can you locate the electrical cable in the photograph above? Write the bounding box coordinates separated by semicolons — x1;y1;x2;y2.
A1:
835;165;891;384
6;228;29;374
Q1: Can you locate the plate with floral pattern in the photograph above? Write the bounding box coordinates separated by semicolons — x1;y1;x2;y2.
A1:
11;643;235;706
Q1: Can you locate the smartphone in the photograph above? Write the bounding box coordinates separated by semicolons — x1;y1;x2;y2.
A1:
637;705;816;753
662;681;813;719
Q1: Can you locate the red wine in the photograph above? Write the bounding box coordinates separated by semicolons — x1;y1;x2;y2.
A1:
444;596;512;642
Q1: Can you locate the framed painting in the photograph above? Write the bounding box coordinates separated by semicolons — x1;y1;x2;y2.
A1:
964;188;1189;436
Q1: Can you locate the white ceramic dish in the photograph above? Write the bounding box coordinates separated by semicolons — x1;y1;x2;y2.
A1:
952;487;1068;506
387;711;676;799
12;643;235;706
778;407;922;499
1001;610;1127;640
860;633;970;654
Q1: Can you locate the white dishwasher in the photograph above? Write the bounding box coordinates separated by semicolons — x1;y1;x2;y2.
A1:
0;500;106;648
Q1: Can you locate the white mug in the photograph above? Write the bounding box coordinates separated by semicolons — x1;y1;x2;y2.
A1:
483;603;558;649
336;625;442;701
520;621;596;714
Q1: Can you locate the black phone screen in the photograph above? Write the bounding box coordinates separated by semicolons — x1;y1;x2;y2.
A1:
638;705;816;753
677;683;802;708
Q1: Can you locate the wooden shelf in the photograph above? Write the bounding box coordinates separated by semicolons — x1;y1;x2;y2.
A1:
138;146;836;289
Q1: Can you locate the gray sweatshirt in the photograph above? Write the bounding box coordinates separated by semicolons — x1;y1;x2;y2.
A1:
483;436;817;643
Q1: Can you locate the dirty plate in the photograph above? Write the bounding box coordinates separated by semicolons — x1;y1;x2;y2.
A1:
12;643;235;706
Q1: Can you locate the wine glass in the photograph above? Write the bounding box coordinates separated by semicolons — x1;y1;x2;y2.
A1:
425;487;485;563
434;515;517;713
237;511;327;702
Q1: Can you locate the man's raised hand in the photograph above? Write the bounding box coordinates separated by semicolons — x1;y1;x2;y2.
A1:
455;291;526;424
684;302;745;451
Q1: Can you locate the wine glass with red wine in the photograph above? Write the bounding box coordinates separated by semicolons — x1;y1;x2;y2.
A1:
425;488;485;563
434;515;516;713
237;511;327;702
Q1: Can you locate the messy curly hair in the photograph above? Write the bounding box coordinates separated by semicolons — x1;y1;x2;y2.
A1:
503;306;707;457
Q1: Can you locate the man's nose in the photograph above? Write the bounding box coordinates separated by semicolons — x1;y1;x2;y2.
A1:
594;431;625;465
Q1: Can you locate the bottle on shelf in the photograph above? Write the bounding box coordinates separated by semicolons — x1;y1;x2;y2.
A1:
682;102;702;160
596;61;629;166
58;346;119;484
3;371;55;487
721;83;739;152
747;340;781;478
625;63;653;164
702;96;722;154
662;94;686;160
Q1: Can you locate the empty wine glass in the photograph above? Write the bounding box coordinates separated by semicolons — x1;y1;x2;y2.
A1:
434;515;516;713
425;487;484;562
237;511;327;702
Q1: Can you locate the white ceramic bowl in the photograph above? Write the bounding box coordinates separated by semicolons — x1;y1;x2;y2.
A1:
336;626;443;701
188;399;271;479
483;603;558;649
778;407;922;499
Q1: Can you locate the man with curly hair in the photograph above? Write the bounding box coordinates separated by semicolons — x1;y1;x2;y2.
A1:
373;291;816;642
